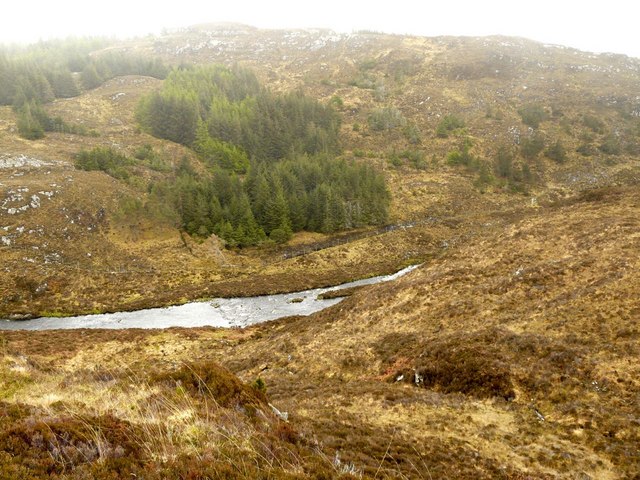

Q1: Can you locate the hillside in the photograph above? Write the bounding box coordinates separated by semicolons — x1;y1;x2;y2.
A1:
213;184;640;479
1;25;640;478
2;184;637;478
1;25;639;317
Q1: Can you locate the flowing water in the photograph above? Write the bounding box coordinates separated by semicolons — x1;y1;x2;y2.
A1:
0;265;419;330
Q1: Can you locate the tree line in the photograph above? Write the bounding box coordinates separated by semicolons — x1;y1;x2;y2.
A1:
150;154;389;247
1;38;168;139
74;145;390;247
1;38;167;106
135;65;341;164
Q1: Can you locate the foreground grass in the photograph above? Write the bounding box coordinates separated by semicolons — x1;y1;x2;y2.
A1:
0;344;354;479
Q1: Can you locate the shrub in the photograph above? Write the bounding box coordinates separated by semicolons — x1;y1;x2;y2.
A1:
447;138;482;170
576;143;596;157
75;147;133;180
0;410;141;477
599;133;621;155
387;152;402;167
16;110;45;140
485;105;504;120
401;149;427;169
494;145;514;178
329;95;344;108
359;58;377;71
47;116;93;136
397;345;515;400
134;144;155;161
446;150;467;166
583;114;605;133
520;133;545;159
545;140;567;163
373;83;387;102
252;377;267;394
270;225;293;244
348;74;376;89
518;104;548;129
436;114;465;138
152;361;267;408
15;100;93;140
368;107;406;131
132;145;172;172
474;162;494;189
402;122;421;144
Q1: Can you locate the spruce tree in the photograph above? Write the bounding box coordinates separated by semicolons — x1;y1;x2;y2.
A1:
81;64;102;89
16;103;45;140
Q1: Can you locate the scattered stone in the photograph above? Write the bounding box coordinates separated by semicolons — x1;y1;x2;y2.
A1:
0;154;57;169
269;403;289;422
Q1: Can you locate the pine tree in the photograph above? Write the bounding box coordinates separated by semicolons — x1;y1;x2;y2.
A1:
81;64;102;89
215;220;236;247
287;191;308;231
262;179;290;235
495;146;514;179
48;69;80;98
16;103;44;140
246;164;272;227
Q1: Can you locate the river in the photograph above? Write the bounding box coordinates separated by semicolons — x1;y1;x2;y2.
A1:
0;265;419;330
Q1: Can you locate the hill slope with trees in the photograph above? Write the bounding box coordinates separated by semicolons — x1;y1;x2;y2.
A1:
1;23;640;479
0;25;638;316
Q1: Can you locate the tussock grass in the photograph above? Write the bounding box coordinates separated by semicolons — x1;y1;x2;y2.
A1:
0;353;349;479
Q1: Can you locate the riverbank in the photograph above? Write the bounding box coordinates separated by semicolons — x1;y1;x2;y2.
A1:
1;216;442;320
0;265;419;330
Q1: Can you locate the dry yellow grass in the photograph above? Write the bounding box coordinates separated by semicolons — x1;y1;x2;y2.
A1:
0;328;346;478
4;185;637;478
3;27;640;317
1;26;640;477
199;184;638;479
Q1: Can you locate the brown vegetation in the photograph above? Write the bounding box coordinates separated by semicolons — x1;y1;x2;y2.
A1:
3;184;639;478
2;25;640;479
0;349;352;479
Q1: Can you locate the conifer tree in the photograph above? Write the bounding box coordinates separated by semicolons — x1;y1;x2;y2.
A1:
48;69;80;98
263;184;291;235
81;64;102;89
16;102;44;140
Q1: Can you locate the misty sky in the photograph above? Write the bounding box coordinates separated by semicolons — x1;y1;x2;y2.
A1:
2;0;639;58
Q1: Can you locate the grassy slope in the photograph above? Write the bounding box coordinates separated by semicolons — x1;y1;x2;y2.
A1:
1;27;640;478
2;27;640;317
0;332;347;478
220;185;640;479
0;77;442;318
2;185;638;478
